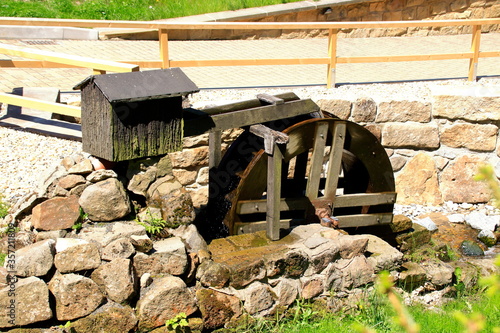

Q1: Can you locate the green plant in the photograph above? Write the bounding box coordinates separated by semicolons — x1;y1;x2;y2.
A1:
136;209;169;236
289;299;319;327
165;312;189;332
0;194;10;219
58;321;72;329
0;252;6;266
72;221;83;231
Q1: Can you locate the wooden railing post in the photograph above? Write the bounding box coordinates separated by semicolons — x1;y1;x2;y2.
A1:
468;24;481;81
159;29;170;68
327;28;338;89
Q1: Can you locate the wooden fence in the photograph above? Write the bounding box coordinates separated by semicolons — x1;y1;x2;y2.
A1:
0;17;499;91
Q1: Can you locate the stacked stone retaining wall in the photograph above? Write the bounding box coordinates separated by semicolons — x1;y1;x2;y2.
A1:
138;0;500;40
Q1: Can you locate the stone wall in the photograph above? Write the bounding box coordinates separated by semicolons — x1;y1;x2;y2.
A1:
155;0;500;40
317;84;500;206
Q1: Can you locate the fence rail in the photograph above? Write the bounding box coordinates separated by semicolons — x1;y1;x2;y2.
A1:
0;17;499;88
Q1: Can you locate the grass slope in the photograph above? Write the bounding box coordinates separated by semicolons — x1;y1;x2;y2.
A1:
0;0;304;20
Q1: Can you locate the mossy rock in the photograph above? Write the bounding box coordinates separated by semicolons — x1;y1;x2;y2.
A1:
395;223;432;252
460;240;484;256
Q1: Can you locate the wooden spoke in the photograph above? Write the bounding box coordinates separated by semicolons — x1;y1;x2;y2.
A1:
324;121;346;199
305;121;329;200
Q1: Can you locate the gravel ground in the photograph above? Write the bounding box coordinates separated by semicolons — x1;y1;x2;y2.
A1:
1;78;500;213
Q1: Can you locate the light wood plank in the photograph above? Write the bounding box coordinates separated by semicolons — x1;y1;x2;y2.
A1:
0;43;139;73
468;25;481;81
0;17;498;30
236;192;396;215
337;213;393;228
333;192;397;208
305;121;329;200
235;220;291;235
158;29;170;68
0;92;81;117
236;197;308;215
324;121;346;199
169;58;330;67
336;53;474;64
327;29;338;89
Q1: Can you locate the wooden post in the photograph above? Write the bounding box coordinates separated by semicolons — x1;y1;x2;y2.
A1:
468;25;481;81
248;124;289;240
267;142;282;240
208;130;222;169
159;29;170;68
327;29;338;89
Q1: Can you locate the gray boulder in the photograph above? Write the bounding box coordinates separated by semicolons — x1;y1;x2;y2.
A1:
133;237;188;277
91;258;136;304
77;221;146;247
48;273;105;321
102;237;136;261
421;261;454;288
79;178;131;222
86;169;118;183
147;176;195;225
196;288;242;330
273;278;299;308
0;276;52;328
136;275;197;331
71;302;137;333
465;212;500;231
54;239;101;273
7;239;55;277
167;224;208;253
326;256;375;291
351;234;403;272
241;281;276;316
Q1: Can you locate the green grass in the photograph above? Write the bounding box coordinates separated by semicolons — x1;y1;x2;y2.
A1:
0;0;304;21
219;279;500;333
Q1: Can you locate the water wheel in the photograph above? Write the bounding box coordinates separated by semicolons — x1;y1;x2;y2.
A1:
207;116;396;238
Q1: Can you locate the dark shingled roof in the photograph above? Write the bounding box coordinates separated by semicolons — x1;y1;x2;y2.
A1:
73;68;199;103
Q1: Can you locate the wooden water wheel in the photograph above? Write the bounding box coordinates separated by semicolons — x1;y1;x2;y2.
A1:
210;116;397;238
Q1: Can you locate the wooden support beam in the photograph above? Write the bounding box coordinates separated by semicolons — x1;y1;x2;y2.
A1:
208;130;222;169
0;92;81;117
468;25;481;81
336;52;475;64
158;29;170;68
337;213;394;228
169;58;330;67
234;220;291;235
183;99;319;137
249;124;289;155
0;42;139;73
327;29;338;89
235;192;397;215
